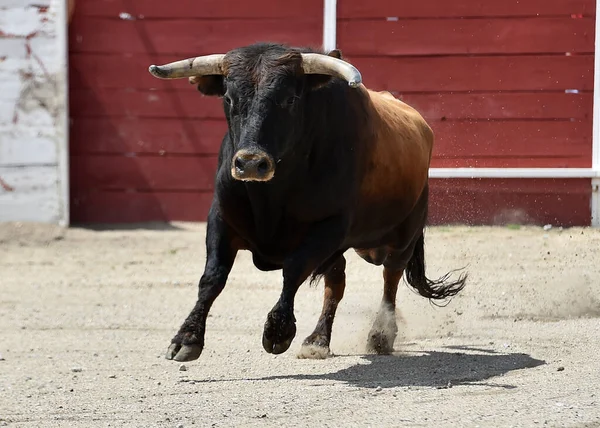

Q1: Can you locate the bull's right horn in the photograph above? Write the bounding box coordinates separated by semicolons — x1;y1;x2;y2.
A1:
300;53;362;88
148;54;226;79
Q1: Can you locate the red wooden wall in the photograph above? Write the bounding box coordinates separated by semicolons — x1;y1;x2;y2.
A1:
68;0;322;222
69;0;596;226
337;0;595;226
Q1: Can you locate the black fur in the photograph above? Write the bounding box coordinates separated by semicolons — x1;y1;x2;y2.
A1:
164;42;467;362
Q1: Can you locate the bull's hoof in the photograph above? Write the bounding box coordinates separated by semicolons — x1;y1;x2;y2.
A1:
297;344;331;359
262;309;296;354
366;330;395;355
165;342;203;362
297;333;332;359
302;332;329;348
262;336;294;354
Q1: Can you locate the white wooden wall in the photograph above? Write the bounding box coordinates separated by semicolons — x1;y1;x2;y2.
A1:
0;0;68;225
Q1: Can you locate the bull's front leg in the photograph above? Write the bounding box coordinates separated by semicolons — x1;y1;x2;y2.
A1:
262;216;347;355
166;205;238;362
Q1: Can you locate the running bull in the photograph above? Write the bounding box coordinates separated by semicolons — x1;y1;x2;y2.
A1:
148;42;467;362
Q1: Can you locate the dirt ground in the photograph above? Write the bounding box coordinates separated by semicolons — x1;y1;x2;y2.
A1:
1;221;599;428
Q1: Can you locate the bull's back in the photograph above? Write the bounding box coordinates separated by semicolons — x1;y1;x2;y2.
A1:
360;89;432;206
348;88;433;245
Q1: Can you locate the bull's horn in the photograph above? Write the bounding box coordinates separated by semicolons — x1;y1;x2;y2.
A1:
300;53;362;88
148;54;226;79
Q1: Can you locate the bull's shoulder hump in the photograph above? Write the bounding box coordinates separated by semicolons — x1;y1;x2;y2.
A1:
366;89;421;116
366;89;433;145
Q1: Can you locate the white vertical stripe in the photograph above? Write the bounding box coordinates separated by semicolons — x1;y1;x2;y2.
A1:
593;0;600;172
592;0;600;226
323;0;337;51
54;0;69;226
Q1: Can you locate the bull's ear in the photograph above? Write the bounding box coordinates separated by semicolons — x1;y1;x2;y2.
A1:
327;49;343;59
189;75;225;96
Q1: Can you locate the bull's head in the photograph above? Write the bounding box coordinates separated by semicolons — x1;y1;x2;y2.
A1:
148;44;362;182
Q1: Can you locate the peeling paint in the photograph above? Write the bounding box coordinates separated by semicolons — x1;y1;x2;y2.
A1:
0;1;67;224
0;176;15;192
12;38;64;127
0;6;50;38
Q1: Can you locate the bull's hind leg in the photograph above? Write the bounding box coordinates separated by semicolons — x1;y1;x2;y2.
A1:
298;255;346;359
366;264;403;354
355;247;407;354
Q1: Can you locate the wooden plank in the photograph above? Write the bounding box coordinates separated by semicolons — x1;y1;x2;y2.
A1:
346;55;594;92
0;2;67;225
0;192;62;222
68;87;593;121
0;165;58;191
430;156;590;168
70;190;214;223
339;0;595;18
68;118;592;168
0;6;49;38
68;18;322;55
68;88;224;119
400;93;592;121
69;155;218;191
0;165;61;223
69;118;226;155
0;129;58;165
69;53;594;92
0;100;18;126
2;1;52;6
338;18;595;56
428;178;591;226
430;120;592;168
69;120;591;185
70;179;592;226
75;0;322;18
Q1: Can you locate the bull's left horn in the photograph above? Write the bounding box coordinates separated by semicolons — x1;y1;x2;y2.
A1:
300;53;362;88
148;54;226;79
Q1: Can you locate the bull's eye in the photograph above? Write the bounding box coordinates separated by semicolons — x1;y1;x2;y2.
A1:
224;94;238;114
280;96;296;108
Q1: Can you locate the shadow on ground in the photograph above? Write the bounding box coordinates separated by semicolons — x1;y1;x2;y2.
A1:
185;347;545;389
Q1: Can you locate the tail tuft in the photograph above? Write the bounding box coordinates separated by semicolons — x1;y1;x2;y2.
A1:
404;232;467;306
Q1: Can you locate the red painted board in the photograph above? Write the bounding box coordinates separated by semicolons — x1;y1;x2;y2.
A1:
346;55;594;92
69;118;227;155
70;155;219;191
401;93;592;122
70;190;215;223
69;52;594;92
75;0;322;18
68;53;204;91
428;178;591;226
430;120;592;168
70;179;592;226
69;117;592;168
338;18;595;56
339;0;595;18
68;88;225;119
430;157;590;168
68;18;322;55
68;87;593;121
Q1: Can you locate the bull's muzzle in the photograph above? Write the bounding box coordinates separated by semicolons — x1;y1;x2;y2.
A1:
231;150;275;182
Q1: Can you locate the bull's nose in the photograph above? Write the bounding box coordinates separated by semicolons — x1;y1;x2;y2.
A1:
231;150;275;182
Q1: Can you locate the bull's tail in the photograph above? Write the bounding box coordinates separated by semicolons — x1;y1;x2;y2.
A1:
404;231;467;305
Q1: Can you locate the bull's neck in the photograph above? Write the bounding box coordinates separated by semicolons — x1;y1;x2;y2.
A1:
244;181;284;243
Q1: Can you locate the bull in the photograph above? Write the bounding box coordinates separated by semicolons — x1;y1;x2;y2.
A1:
148;42;467;362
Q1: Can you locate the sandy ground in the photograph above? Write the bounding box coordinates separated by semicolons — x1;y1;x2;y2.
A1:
1;221;599;428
